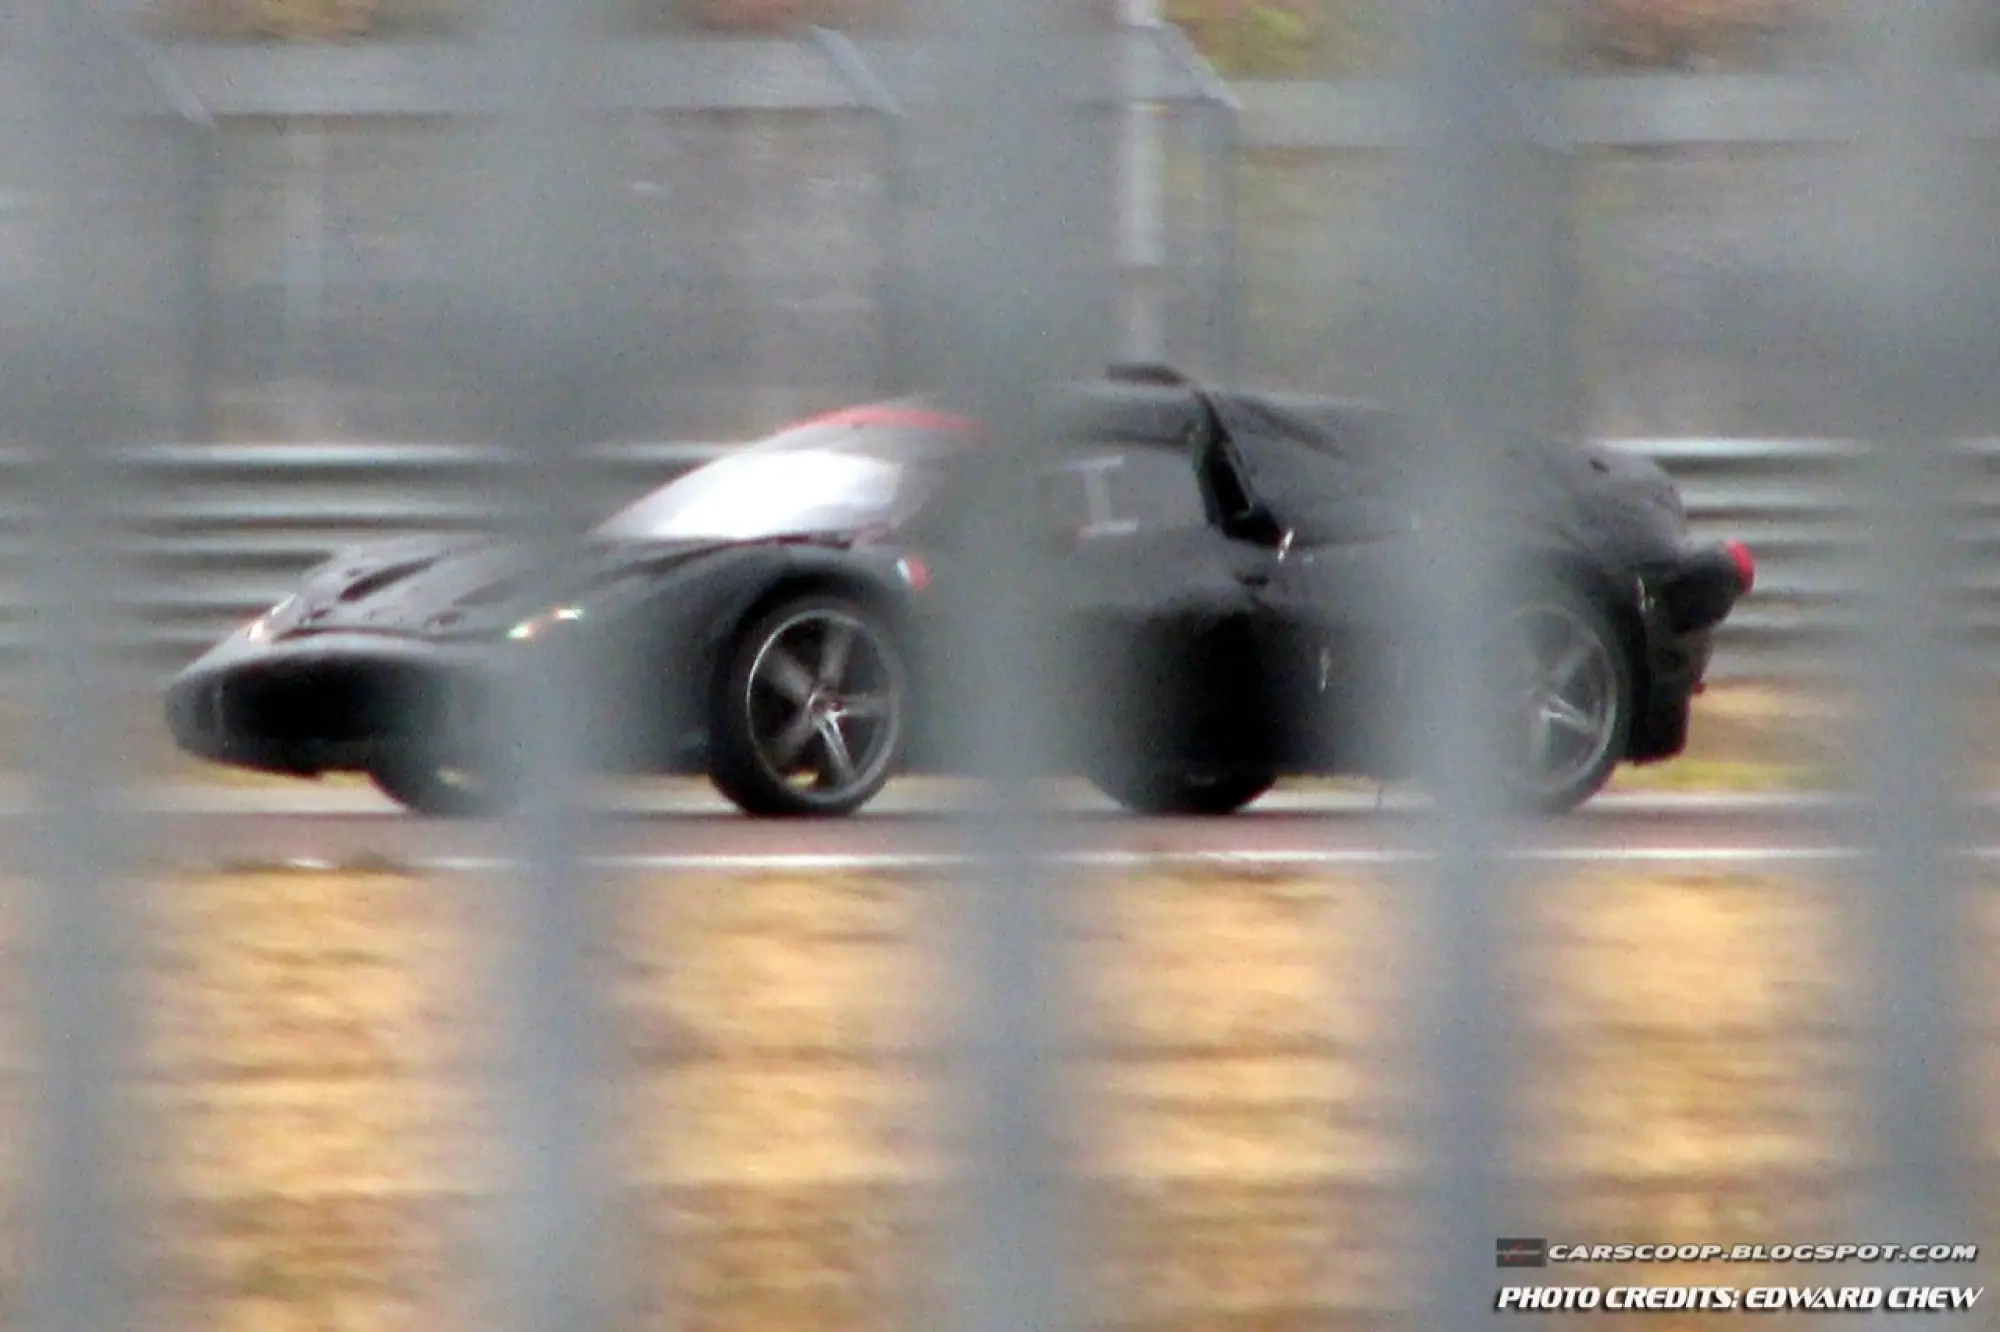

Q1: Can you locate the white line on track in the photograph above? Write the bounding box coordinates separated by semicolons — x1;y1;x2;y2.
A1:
109;784;2000;872
405;844;1999;873
86;785;2000;818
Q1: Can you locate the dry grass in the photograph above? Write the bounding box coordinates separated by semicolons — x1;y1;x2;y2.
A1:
0;859;1989;1330
1607;680;1848;793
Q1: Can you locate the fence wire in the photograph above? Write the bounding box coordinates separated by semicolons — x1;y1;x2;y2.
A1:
7;0;1999;1331
455;4;624;1330
4;6;189;1332
1390;0;1551;1323
1837;0;1984;1304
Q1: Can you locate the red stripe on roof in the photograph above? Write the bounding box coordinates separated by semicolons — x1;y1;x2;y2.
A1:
785;404;981;434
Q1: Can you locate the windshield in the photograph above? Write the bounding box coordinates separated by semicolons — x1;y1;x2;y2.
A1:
597;433;942;541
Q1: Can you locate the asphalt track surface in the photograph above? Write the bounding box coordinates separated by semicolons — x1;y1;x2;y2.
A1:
56;782;2000;871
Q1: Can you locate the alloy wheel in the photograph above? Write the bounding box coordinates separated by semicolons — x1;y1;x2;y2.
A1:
742;606;903;801
1496;601;1623;801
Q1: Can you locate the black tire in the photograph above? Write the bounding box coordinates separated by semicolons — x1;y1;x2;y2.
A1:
1485;591;1633;815
369;752;516;818
708;594;908;818
1088;767;1276;816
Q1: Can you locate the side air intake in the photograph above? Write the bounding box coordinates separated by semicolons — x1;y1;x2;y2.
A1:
1105;362;1190;386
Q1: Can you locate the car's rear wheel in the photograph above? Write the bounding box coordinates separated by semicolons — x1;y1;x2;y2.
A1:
1088;767;1276;816
1488;593;1631;814
369;752;516;818
708;594;907;818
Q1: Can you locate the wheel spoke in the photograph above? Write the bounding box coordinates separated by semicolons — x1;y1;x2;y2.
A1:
1484;600;1623;801
757;644;816;705
1542;636;1595;693
815;715;856;785
1542;693;1599;740
1525;709;1554;772
740;607;903;800
818;621;856;690
765;707;818;770
841;692;892;721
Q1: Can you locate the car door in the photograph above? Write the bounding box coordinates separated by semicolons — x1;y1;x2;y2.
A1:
1211;423;1419;775
1038;441;1284;778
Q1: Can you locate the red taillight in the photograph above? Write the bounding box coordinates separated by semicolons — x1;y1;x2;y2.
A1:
1723;539;1755;593
897;555;931;592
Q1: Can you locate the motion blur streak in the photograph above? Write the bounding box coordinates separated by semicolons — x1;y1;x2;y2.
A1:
916;1;1109;1330
1836;0;1986;1314
460;3;627;1331
7;7;159;1332
0;7;194;1328
1390;0;1562;1324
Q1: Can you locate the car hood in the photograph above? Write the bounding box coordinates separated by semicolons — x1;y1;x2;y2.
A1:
270;534;737;639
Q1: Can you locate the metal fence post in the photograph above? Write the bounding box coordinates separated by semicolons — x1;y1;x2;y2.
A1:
1387;0;1564;1326
1119;5;1168;361
1158;24;1241;379
912;8;1112;1332
453;4;630;1330
9;7;162;1332
1833;0;1986;1303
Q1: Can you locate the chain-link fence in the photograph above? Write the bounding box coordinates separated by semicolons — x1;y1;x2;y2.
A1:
167;29;1236;442
3;3;1995;1332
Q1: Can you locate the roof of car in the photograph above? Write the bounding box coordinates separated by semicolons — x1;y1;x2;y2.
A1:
1056;380;1203;445
770;366;1406;460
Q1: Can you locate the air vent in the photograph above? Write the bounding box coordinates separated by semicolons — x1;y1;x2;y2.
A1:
453;575;529;608
339;557;440;603
1106;362;1189;386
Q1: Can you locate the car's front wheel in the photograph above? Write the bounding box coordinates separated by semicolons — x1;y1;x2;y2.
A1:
708;594;908;817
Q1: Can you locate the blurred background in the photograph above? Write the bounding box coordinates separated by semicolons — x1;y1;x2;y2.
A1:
8;0;2000;675
124;0;2000;446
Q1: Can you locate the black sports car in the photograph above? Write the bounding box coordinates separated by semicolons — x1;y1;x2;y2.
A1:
164;368;1754;818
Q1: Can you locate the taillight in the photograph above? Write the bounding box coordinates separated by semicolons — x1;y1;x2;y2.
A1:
1722;539;1755;593
896;555;931;591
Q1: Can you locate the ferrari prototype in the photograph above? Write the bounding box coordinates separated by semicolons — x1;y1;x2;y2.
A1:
165;367;1754;818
